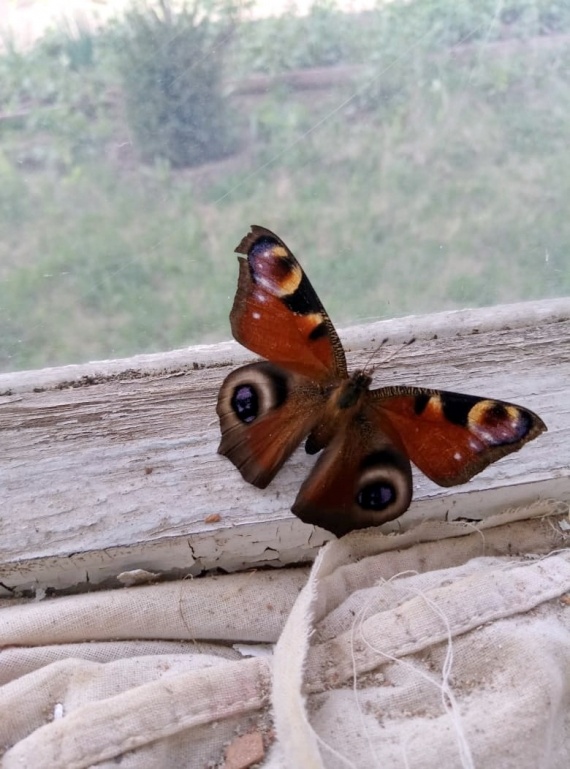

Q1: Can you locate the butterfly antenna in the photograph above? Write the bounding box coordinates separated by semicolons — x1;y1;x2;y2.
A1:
362;337;388;373
363;337;416;374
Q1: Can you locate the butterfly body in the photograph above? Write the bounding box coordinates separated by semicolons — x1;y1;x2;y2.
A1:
217;226;546;537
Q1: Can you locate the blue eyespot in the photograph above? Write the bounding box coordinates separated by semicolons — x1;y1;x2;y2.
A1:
357;482;395;511
231;385;259;423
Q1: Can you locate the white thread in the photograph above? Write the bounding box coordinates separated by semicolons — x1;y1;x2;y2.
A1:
350;570;475;769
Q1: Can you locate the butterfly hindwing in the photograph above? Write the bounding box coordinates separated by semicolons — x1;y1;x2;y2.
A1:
291;418;413;537
230;226;347;381
217;362;326;488
368;387;547;486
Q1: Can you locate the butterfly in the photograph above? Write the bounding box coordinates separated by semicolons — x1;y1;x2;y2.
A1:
216;225;547;537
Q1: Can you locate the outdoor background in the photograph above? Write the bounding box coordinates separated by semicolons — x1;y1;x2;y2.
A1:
1;0;569;372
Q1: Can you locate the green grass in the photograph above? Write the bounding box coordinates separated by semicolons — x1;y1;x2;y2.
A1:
0;1;569;371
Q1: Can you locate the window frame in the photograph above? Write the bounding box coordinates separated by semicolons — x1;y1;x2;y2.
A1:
1;296;569;595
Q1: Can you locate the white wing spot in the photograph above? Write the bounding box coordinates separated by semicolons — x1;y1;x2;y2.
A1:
257;274;283;296
252;311;261;320
453;452;462;461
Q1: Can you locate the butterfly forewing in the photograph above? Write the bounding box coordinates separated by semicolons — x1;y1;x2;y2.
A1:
368;387;547;486
230;226;347;381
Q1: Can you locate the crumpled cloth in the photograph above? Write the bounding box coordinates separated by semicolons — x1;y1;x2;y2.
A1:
1;502;569;769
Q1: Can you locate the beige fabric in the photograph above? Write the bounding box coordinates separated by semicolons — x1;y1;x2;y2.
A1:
1;502;569;768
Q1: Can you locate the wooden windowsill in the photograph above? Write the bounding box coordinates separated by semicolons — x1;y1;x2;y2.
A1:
1;297;569;595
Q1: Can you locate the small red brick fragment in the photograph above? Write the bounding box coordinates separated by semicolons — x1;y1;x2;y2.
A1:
204;513;221;523
222;731;265;769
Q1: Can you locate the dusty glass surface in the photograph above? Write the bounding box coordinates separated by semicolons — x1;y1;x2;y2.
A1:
0;0;568;372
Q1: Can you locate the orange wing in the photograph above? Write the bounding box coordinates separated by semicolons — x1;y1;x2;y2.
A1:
368;387;547;487
230;225;347;382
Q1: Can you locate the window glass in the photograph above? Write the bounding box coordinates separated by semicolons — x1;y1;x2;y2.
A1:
1;0;567;372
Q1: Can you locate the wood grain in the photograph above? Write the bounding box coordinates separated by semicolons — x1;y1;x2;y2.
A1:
1;298;569;594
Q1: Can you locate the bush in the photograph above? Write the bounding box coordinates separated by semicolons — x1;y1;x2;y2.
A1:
115;0;238;168
230;0;360;75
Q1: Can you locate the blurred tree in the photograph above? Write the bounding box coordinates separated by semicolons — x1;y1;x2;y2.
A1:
116;0;240;168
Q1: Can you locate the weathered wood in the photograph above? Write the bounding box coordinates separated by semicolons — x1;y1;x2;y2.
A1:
1;298;569;594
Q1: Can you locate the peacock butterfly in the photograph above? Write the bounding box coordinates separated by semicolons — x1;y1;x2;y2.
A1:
216;225;546;537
